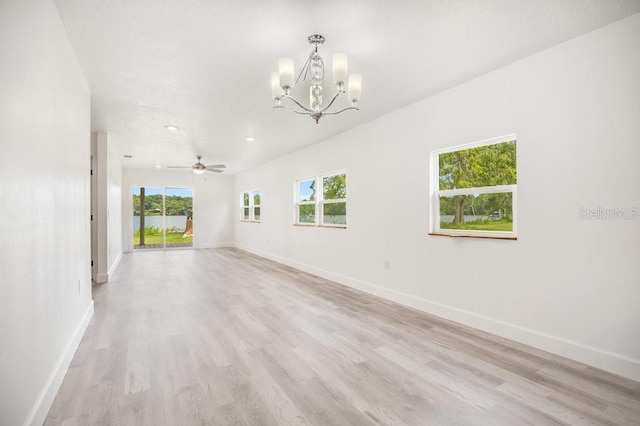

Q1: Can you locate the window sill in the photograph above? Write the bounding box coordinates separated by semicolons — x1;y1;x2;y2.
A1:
293;224;347;229
428;232;516;241
240;220;260;223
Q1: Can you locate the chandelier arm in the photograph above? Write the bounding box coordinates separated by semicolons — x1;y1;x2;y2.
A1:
280;94;316;113
273;104;316;115
322;106;360;116
317;91;343;113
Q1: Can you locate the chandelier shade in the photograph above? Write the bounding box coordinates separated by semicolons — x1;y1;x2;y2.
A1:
271;35;361;124
332;53;348;84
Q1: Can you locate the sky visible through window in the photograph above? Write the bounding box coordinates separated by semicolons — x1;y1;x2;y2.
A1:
133;187;192;197
299;180;315;201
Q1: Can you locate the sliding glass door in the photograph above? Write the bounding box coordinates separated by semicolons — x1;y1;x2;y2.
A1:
133;186;193;249
165;187;193;248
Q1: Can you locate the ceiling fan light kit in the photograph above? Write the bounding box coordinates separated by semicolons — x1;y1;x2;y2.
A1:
271;34;361;124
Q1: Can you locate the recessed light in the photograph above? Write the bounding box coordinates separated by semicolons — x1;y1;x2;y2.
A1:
165;125;179;131
155;164;162;168
245;136;255;142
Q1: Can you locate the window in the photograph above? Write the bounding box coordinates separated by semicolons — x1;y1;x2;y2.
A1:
322;173;346;226
241;189;261;222
253;190;261;222
431;135;517;239
296;179;316;224
242;192;250;221
295;171;347;227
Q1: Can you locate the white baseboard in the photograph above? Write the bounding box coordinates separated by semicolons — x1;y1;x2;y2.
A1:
197;242;234;249
24;301;94;426
108;252;122;278
236;245;640;382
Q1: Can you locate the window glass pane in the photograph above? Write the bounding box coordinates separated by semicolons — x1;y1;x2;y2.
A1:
323;173;346;200
254;207;260;221
298;204;315;223
243;207;250;220
298;179;315;202
323;202;346;225
439;141;516;190
165;187;193;248
253;190;261;206
243;192;250;207
439;193;513;232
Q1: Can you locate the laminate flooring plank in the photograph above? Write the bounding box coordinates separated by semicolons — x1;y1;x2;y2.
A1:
81;384;116;426
45;248;640;425
291;345;376;415
124;339;150;395
537;365;640;410
373;345;497;410
282;376;375;426
475;400;567;426
199;369;236;409
496;381;606;426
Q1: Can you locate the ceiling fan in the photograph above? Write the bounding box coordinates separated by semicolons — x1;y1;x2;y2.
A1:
167;155;226;174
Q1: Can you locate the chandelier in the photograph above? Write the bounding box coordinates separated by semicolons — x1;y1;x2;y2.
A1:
271;35;362;124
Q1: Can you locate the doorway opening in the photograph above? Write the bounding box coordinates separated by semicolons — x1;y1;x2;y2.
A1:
133;186;193;249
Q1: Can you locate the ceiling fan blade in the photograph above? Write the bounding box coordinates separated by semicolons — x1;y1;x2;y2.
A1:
205;164;226;169
205;167;224;173
167;166;192;169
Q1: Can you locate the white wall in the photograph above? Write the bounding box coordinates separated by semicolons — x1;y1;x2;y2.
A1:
94;133;108;282
122;168;235;250
91;132;123;282
0;0;93;425
235;14;640;381
107;138;123;275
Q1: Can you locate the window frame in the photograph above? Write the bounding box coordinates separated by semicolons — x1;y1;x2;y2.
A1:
242;191;250;221
430;134;517;239
294;170;347;228
294;176;318;226
252;189;261;222
319;171;347;228
240;189;261;223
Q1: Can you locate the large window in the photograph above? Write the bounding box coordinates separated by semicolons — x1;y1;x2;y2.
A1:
241;189;261;222
295;171;346;227
431;135;517;239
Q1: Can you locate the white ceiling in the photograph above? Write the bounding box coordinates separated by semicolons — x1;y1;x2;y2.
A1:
54;0;640;174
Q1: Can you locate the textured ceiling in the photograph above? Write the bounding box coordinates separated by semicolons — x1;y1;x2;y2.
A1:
53;0;640;173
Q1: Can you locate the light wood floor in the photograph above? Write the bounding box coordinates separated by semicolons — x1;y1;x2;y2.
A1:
46;248;640;425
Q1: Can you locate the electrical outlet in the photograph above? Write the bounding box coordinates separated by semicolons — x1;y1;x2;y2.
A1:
384;260;390;270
